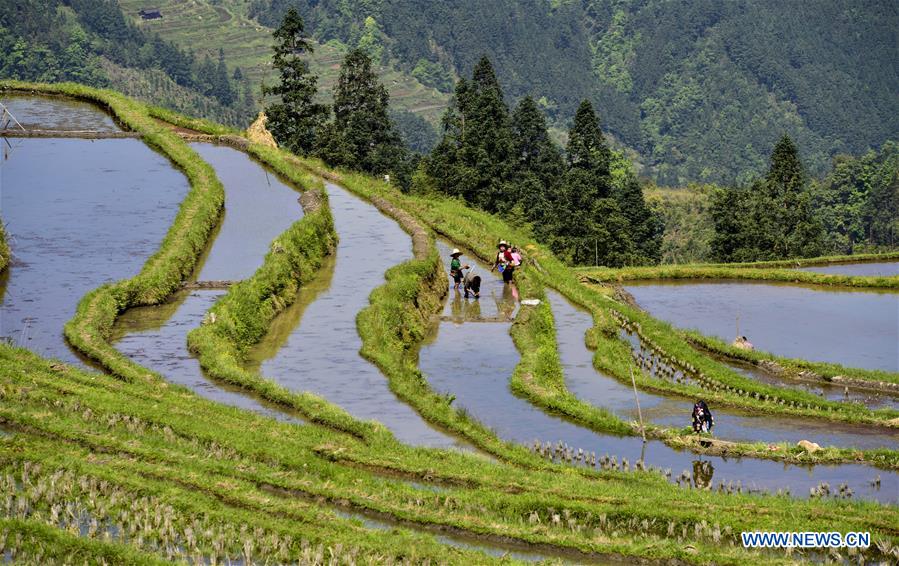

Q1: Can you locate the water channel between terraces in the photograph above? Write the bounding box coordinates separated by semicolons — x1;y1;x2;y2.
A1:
0;97;186;366
625;280;899;373
243;182;466;450
417;242;897;503
112;143;309;422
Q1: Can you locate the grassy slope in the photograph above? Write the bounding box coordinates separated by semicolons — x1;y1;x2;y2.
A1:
115;0;450;125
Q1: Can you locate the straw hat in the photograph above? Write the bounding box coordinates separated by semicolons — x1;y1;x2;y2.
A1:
498;240;508;248
450;248;462;256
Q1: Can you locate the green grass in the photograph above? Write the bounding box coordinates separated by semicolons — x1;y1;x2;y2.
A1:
0;221;9;273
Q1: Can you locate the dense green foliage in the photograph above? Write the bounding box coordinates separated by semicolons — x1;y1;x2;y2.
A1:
389;107;438;154
645;185;715;264
710;136;825;262
315;49;411;182
422;60;660;266
0;0;250;125
811;141;899;252
245;0;898;186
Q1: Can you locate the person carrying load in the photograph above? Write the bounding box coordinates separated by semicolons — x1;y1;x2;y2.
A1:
492;240;515;283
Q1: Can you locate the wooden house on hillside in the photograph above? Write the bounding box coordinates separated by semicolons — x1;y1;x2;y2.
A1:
138;8;162;20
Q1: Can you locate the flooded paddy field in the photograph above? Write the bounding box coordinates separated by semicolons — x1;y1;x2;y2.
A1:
702;347;899;411
1;94;120;132
244;182;463;449
112;143;306;421
418;245;896;503
552;290;898;449
624;280;899;372
0;135;186;364
799;261;899;277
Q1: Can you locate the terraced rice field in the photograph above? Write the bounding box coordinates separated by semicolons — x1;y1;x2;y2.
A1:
2;84;898;564
116;0;450;124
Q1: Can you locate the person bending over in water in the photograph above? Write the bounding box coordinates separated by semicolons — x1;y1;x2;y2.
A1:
463;268;481;299
692;400;714;433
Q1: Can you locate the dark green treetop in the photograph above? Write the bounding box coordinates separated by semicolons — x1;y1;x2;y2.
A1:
317;48;409;180
263;7;328;155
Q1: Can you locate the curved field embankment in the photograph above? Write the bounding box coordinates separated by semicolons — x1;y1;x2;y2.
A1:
0;80;226;383
579;264;899;289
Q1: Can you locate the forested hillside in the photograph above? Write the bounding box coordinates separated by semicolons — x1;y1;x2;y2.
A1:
247;0;898;185
0;0;253;125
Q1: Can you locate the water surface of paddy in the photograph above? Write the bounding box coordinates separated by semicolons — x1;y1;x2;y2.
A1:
0;137;186;364
1;94;119;131
625;280;898;372
799;261;899;277
245;182;462;449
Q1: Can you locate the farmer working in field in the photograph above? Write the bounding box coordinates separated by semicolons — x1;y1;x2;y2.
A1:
691;400;714;433
449;248;469;290
463;268;481;299
492;240;516;283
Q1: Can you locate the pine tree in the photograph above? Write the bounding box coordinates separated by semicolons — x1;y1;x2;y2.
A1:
262;8;328;155
614;177;662;263
566;100;611;185
510;96;563;223
458;56;515;211
314;48;409;186
196;54;216;97
766;135;805;198
215;48;234;106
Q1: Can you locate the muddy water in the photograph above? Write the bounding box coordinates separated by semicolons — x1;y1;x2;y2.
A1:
799;261;899;277
417;252;896;502
112;144;307;422
625;280;898;372
1;95;120;132
549;290;898;450
244;182;462;449
0;137;186;364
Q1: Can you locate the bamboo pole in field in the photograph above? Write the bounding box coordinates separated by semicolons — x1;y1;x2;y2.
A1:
631;365;646;442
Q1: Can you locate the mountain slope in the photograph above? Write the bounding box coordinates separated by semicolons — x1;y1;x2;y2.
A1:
115;0;450;131
245;0;898;185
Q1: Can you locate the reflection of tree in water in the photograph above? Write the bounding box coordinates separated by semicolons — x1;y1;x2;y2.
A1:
692;459;715;489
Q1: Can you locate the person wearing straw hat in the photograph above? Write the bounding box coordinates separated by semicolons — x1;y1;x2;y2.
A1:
449;248;468;290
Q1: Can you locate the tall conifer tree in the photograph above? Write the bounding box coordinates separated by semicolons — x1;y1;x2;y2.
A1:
263;8;327;155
